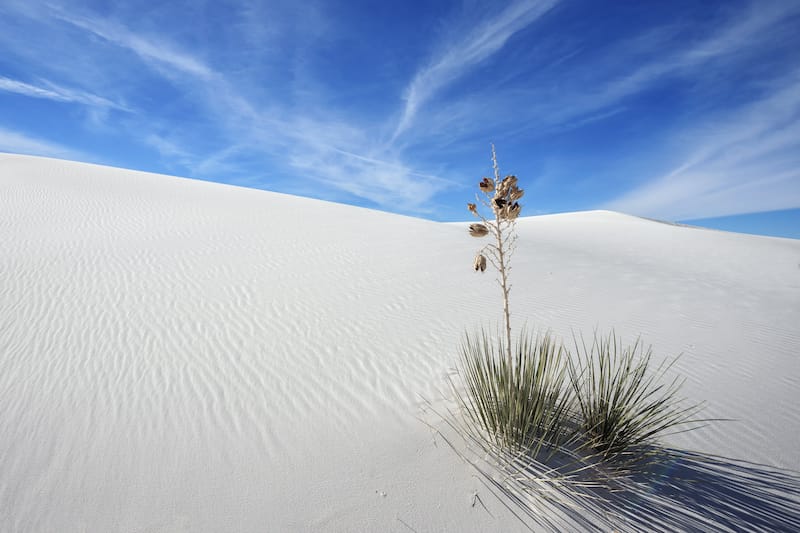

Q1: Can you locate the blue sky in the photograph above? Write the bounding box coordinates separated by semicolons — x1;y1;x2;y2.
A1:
1;0;799;238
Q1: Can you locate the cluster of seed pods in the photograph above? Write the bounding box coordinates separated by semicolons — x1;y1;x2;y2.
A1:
467;174;524;272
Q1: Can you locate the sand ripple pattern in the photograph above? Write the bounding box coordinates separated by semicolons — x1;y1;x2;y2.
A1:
2;155;799;531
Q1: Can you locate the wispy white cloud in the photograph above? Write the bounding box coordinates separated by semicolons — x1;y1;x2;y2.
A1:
46;9;451;213
400;0;800;148
392;0;559;140
0;0;528;215
142;133;198;167
0;75;129;110
588;1;799;110
2;0;797;222
286;141;453;213
680;1;798;65
49;9;215;81
0;126;90;161
605;69;800;220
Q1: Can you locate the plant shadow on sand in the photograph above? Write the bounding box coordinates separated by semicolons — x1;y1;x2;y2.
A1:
586;448;800;532
429;410;800;532
487;444;800;532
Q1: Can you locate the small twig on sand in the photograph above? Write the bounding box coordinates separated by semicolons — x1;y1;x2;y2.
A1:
472;490;494;517
397;517;419;532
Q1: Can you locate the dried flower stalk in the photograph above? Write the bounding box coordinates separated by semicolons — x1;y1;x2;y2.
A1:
466;144;523;368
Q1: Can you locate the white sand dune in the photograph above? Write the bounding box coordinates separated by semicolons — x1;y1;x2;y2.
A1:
2;153;799;531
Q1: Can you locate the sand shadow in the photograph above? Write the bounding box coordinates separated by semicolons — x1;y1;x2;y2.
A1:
568;448;800;532
425;401;800;531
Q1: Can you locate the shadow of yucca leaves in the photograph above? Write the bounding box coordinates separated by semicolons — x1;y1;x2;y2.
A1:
431;325;793;531
581;449;800;532
426;404;800;532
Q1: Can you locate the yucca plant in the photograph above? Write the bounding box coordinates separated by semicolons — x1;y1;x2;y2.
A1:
456;146;581;460
567;331;706;465
456;327;573;457
466;144;524;371
437;146;715;529
458;145;540;451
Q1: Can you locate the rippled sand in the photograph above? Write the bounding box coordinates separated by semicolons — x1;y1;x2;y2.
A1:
2;153;799;531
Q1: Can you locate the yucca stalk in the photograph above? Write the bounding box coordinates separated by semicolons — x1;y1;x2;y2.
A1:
467;144;523;372
492;146;514;370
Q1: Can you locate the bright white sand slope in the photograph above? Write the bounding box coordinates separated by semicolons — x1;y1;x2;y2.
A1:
2;153;799;531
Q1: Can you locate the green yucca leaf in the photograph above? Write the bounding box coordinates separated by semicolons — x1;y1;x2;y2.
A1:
454;327;574;458
567;330;706;464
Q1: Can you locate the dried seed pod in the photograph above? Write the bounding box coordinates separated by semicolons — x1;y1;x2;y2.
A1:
467;202;477;214
468;223;489;237
497;175;517;198
473;253;487;272
502;202;521;220
479;177;494;193
493;197;507;210
510;187;525;201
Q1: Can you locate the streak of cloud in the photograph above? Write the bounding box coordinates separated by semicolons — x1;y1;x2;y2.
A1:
391;0;559;141
0;76;129;110
605;69;800;220
404;0;800;149
0;0;797;224
0;127;91;161
49;10;215;81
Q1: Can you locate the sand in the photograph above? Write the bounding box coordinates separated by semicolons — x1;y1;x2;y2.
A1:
2;153;799;531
